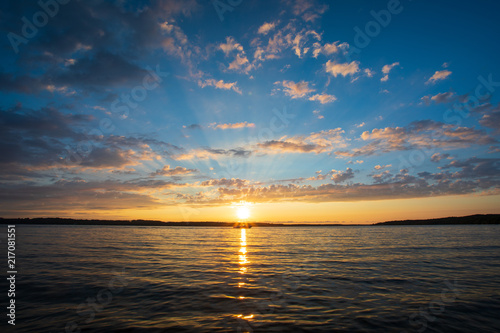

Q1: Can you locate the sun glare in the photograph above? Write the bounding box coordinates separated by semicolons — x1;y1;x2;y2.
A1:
236;206;250;220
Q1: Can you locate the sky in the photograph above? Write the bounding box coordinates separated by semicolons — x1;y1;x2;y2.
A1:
1;0;499;223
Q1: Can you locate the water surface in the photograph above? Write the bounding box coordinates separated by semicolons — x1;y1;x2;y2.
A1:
2;224;500;332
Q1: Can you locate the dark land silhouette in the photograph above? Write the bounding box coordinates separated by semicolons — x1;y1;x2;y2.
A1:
0;214;499;226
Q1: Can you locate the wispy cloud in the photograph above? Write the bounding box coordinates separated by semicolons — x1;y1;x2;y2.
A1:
309;93;337;104
426;70;452;84
198;78;242;94
257;22;277;35
257;128;347;154
380;62;400;82
151;165;197;177
209;122;255;130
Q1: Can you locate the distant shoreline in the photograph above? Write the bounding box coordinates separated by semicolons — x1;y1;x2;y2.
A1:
0;214;499;226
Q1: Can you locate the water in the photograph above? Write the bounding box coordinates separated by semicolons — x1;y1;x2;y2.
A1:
1;224;500;332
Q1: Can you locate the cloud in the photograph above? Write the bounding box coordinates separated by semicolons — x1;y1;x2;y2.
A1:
325;60;360;77
209;122;255;130
151;165;197;177
380;62;399;82
257;128;346;154
183;124;202;130
179;160;500;205
172;147;251;160
201;178;249;188
0;72;45;94
335;120;496;157
218;36;255;74
55;51;149;89
257;22;277;35
374;164;392;170
0;105;93;173
313;110;324;119
372;170;393;183
312;41;348;57
422;92;456;105
364;68;375;78
251;21;323;62
0;103;179;179
219;36;244;55
331;168;355;183
159;20;199;68
275;80;335;103
479;107;500;133
309;93;337;104
430;153;451;162
0;176;189;214
291;0;329;22
276;80;315;99
198;79;242;94
438;157;500;180
257;140;322;153
227;54;254;73
382;62;400;74
426;70;452;84
0;0;202;95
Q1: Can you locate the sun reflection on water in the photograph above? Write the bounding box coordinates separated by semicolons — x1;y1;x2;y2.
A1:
236;228;254;325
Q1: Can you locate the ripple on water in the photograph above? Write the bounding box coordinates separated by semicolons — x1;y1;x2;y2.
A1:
5;224;500;332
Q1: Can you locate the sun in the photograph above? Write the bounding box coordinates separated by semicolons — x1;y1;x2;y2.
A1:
236;206;250;220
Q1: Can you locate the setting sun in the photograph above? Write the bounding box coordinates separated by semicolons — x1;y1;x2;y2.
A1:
236;206;250;220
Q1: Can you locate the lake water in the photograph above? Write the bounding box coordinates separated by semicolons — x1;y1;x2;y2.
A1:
1;224;500;332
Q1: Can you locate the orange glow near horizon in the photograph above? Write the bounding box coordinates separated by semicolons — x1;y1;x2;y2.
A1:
18;194;500;224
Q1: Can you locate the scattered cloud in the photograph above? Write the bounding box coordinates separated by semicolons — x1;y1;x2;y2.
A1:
209;122;255;130
198;78;242;94
421;91;456;105
380;62;399;82
258;22;277;35
201;178;249;188
430;153;451;162
257;128;347;154
312;41;348;57
151;165;197;177
335;120;496;157
219;36;244;55
172;147;251;160
426;70;452;84
276;80;315;99
331;168;355;183
309;93;337;104
325;60;360;77
313;110;324;119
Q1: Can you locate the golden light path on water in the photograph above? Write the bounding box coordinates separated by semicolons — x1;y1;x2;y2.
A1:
236;228;254;322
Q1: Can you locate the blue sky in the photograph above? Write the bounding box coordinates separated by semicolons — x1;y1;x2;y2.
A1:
1;0;499;222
